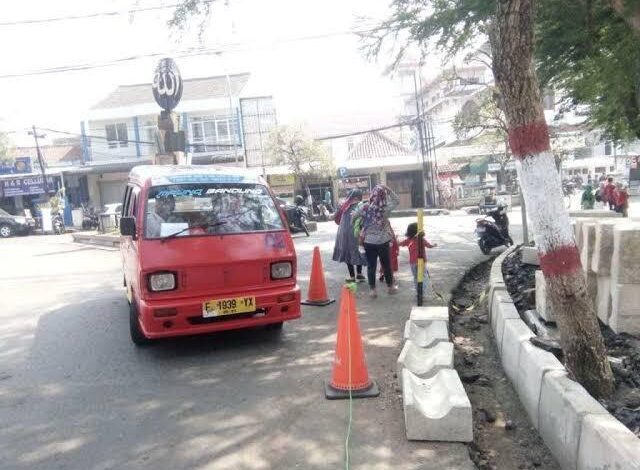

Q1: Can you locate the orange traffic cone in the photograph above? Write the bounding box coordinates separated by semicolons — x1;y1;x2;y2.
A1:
325;286;380;399
302;246;335;306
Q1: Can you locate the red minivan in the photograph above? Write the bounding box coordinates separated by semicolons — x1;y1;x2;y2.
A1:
119;165;301;345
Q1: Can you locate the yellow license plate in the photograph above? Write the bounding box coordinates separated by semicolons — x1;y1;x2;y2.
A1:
202;296;256;318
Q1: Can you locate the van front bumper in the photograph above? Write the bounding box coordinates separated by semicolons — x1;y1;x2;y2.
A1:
136;285;301;339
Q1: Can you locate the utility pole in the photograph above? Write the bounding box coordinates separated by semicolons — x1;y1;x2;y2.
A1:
29;125;49;199
413;70;429;207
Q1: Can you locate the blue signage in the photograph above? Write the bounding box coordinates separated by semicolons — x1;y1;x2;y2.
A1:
338;167;349;178
0;156;33;175
1;175;57;197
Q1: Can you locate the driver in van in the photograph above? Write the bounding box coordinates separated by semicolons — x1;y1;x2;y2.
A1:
146;195;183;237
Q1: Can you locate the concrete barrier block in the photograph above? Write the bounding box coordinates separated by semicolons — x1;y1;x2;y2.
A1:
521;246;540;266
577;413;640;470
410;306;449;327
595;276;612;325
580;222;597;274
539;371;609;470
491;294;520;353
403;320;449;348
611;223;640;284
609;283;640;335
488;283;507;322
574;218;596;252
569;209;621;218
516;341;565;429
397;341;454;387
535;270;555;322
500;318;535;384
403;369;473;442
591;221;619;276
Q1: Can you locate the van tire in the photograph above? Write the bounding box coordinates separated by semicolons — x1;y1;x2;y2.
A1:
267;322;284;331
129;302;151;346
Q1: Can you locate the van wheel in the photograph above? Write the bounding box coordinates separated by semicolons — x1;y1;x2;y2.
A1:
129;302;151;346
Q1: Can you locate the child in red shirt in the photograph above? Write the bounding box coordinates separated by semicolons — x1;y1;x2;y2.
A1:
399;222;437;293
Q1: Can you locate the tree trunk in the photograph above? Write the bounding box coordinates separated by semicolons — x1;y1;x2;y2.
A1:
490;0;614;398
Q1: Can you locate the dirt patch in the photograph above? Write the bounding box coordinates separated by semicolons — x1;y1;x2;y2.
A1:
450;258;559;470
502;247;640;437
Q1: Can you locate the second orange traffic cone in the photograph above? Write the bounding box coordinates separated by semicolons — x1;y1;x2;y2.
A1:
325;285;379;399
301;246;335;306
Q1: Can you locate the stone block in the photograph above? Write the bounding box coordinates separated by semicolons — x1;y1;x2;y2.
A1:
569;209;622;218
516;341;565;429
521;246;540;266
611;223;640;284
539;371;609;470
491;294;520;354
591;220;619;276
403;320;449;348
595;276;612;325
574;218;596;252
488;283;507;322
580;222;597;274
500;318;535;384
403;369;473;442
535;270;555;322
577;413;640;470
397;341;454;387
609;283;640;335
410;306;449;327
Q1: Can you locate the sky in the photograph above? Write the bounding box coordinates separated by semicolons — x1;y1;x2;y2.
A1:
0;0;425;146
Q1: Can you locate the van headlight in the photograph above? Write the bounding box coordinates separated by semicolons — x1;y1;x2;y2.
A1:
148;272;176;291
271;261;292;279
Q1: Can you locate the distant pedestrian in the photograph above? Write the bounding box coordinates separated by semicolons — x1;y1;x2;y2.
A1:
614;183;630;217
598;176;607;207
353;184;400;297
581;184;595;210
332;189;367;283
399;222;437;296
604;176;617;210
324;188;334;212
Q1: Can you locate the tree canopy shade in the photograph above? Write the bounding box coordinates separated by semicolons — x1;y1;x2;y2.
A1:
364;0;640;142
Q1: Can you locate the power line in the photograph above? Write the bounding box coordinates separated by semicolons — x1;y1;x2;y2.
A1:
0;1;215;27
315;121;417;141
0;28;379;80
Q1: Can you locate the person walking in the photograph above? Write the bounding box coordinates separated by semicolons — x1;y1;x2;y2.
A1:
614;183;630;217
604;176;617;210
581;184;595;210
332;189;367;283
353;184;400;298
323;188;334;213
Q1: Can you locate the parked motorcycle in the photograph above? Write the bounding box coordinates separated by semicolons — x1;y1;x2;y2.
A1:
474;204;513;254
279;196;310;236
81;205;99;230
52;213;65;235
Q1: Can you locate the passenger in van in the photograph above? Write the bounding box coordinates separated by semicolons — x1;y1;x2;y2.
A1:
145;195;185;238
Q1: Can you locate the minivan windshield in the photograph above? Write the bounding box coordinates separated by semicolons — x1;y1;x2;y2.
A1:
144;183;284;239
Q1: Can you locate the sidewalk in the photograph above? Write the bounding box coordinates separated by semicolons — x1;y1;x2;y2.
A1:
72;231;120;248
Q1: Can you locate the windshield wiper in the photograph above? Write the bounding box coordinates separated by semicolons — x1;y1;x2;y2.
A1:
160;221;227;243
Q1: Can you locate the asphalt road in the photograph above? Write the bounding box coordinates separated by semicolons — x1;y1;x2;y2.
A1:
0;211;523;470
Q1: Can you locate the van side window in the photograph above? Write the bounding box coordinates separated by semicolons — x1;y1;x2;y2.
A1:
122;186;132;215
128;188;140;219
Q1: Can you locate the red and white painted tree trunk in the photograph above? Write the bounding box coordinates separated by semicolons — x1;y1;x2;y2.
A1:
491;0;614;398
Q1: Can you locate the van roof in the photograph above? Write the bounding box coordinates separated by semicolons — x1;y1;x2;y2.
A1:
129;165;264;186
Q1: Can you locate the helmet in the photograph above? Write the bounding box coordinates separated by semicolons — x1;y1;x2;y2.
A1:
294;195;305;205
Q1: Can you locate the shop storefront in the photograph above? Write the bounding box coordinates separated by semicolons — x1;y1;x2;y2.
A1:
337;175;373;202
0;174;61;215
267;174;296;203
386;170;424;209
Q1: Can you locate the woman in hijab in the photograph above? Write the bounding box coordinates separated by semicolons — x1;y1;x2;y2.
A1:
332;189;367;282
353;184;400;297
581;184;595;210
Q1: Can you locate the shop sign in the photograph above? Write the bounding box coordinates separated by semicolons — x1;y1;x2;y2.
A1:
268;174;295;187
1;175;57;197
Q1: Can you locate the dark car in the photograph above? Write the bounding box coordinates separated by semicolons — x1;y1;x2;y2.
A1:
0;208;36;238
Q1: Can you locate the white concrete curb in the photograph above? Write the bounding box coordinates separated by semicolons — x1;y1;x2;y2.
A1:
488;248;640;470
399;306;472;443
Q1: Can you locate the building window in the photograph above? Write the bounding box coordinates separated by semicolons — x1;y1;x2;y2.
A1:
347;137;354;153
604;141;612;156
105;123;129;149
190;115;240;152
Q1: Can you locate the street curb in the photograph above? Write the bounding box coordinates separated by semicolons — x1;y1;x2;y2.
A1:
488;247;640;470
399;306;473;442
72;233;121;248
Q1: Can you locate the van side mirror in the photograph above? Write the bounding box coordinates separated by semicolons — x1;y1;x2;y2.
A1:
120;216;137;239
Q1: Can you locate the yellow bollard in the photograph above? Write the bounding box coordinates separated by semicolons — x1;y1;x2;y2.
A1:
417;208;424;306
